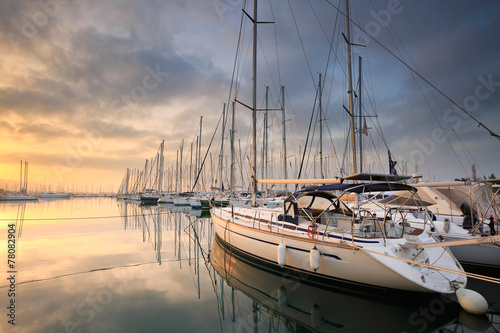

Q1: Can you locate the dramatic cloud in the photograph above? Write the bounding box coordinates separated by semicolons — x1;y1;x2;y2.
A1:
0;0;498;191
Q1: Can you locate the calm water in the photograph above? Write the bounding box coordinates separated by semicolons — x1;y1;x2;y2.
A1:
1;197;499;332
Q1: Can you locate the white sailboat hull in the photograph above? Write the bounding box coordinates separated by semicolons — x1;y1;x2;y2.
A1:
211;207;465;293
0;195;38;201
441;234;500;268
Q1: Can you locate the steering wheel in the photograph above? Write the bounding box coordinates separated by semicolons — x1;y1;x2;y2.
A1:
358;209;375;219
383;208;406;238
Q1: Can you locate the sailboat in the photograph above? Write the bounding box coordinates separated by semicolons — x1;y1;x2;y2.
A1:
210;234;462;331
0;161;38;202
210;0;469;295
368;180;500;268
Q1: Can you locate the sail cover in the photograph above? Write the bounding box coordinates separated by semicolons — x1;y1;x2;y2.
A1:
298;182;416;194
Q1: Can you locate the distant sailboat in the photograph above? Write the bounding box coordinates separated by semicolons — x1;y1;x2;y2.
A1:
38;192;70;199
0;161;38;202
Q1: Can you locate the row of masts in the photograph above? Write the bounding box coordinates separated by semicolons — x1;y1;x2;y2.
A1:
118;0;368;199
250;0;362;205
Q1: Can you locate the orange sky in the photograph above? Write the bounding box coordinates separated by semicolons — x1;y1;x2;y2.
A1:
1;1;498;193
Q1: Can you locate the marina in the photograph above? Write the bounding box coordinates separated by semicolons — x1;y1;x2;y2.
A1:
1;197;500;332
0;0;499;332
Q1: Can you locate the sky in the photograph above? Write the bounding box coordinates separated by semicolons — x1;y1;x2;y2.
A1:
0;0;498;193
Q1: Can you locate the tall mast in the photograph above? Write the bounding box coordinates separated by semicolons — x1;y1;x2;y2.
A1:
264;86;269;184
189;142;193;191
155;152;159;192
230;101;235;198
175;150;179;193
19;160;22;193
319;73;324;179
143;159;149;192
358;56;363;173
125;168;130;195
198;116;202;192
179;140;184;192
194;137;198;191
251;0;258;206
281;86;287;188
220;103;226;192
345;0;357;175
239;139;244;190
24;161;28;194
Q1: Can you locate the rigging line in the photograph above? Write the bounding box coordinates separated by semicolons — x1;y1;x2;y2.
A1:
268;0;282;87
0;210;176;221
340;124;351;175
0;260;183;288
379;3;479;177
368;0;470;177
324;114;342;177
191;109;224;192
324;0;500;141
310;0;346;87
258;35;280;102
305;99;320;179
322;0;344;110
296;88;319;186
286;0;316;89
228;3;248;104
212;3;252;192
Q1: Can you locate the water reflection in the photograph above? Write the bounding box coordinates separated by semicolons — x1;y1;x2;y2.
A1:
117;201;213;268
212;236;500;332
1;198;498;332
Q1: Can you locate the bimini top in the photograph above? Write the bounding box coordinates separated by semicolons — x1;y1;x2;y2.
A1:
298;182;416;194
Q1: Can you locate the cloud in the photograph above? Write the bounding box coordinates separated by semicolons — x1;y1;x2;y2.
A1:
0;0;498;189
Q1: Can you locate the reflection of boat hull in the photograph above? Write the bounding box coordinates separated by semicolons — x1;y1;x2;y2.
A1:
140;195;159;205
0;194;38;201
210;234;461;332
0;195;38;201
211;199;229;207
173;197;190;206
38;192;70;199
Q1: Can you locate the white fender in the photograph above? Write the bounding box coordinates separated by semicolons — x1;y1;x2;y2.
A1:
310;246;320;271
278;243;287;267
278;285;287;309
456;288;488;315
310;303;322;329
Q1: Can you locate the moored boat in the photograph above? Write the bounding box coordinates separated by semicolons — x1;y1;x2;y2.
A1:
211;181;467;293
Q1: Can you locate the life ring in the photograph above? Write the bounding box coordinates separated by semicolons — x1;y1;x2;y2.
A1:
307;224;318;238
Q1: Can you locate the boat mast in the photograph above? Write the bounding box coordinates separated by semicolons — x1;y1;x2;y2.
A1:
159;140;164;194
319;73;324;179
19;160;22;193
281;86;287;188
125;168;130;195
264;86;269;189
175;150;179;193
189;142;193;191
230;101;235;198
220;103;226;192
345;0;357;175
180;140;184;192
24;161;28;194
264;86;272;184
251;0;258;206
358;56;363;173
198;116;202;192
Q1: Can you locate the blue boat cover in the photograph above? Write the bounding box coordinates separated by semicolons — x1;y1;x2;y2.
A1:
297;182;416;194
